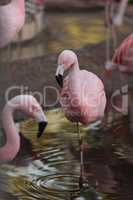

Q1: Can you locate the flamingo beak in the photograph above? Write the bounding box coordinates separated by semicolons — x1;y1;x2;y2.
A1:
34;111;48;138
37;121;48;138
55;65;64;88
56;74;63;88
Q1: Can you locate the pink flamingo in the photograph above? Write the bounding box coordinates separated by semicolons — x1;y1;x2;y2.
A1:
105;33;133;74
56;50;106;186
112;33;133;73
55;50;107;127
0;95;47;162
0;0;25;47
103;34;133;115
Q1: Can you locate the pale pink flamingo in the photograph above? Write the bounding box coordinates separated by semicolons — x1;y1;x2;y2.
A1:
56;50;106;186
55;50;107;127
0;95;47;162
0;0;25;47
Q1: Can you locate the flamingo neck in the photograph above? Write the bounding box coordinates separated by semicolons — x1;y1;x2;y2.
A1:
0;0;25;48
0;104;20;162
69;59;79;74
69;60;81;100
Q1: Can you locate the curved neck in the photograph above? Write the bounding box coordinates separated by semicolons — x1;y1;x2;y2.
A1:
0;104;20;162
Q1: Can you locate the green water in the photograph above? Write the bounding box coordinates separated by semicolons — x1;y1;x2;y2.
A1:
0;108;133;200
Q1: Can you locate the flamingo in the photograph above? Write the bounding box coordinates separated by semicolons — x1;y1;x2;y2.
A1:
105;33;133;73
103;34;133;116
55;50;107;127
56;50;106;187
112;33;133;73
0;0;25;47
0;95;47;162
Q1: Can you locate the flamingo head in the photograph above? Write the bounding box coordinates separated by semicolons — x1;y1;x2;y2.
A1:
8;95;48;138
56;50;78;87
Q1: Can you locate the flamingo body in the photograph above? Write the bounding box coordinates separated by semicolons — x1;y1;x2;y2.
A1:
56;50;106;125
0;0;25;47
112;34;133;73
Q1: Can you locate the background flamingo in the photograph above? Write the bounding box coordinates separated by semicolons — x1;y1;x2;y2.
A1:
56;50;107;127
103;34;133;117
0;0;25;47
105;33;133;74
0;95;47;163
112;33;133;73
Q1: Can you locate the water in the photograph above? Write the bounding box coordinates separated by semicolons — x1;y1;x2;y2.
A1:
0;11;132;62
0;108;133;200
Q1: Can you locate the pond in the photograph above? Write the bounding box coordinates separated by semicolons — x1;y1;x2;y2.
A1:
0;108;133;200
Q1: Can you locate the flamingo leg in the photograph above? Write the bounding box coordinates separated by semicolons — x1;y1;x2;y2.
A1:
77;123;84;189
105;0;117;69
110;2;117;50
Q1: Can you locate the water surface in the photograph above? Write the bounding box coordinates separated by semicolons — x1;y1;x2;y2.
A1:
0;108;133;200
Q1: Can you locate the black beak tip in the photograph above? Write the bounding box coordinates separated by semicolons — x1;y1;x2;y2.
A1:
37;121;48;138
55;75;63;88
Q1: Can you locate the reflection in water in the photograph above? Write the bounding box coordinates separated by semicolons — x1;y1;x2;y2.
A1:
0;108;133;200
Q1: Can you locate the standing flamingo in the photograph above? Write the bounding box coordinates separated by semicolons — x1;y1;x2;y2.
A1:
0;0;25;47
55;50;107;126
56;50;106;187
0;95;47;162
